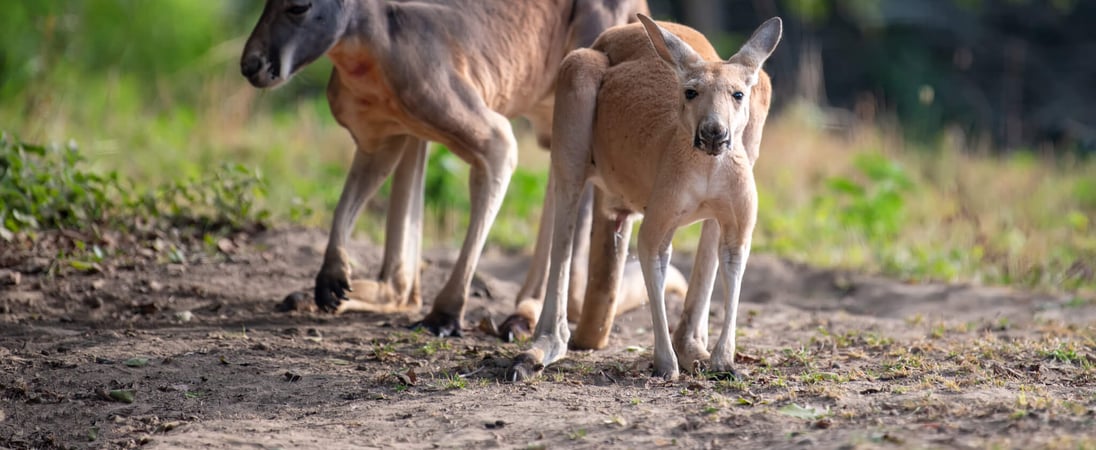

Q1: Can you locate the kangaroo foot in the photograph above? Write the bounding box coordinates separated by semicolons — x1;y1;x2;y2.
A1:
498;314;534;343
507;348;546;382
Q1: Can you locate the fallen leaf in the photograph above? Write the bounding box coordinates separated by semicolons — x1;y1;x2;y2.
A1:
395;368;417;386
69;260;100;272
108;389;135;404
123;357;149;367
778;403;829;420
734;352;761;364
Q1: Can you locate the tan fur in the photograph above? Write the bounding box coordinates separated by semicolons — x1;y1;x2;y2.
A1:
509;15;782;380
242;0;649;335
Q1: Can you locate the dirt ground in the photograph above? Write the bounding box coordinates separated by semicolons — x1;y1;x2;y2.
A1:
1;228;1094;449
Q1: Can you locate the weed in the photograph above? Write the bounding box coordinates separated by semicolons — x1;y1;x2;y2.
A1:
371;341;397;361
441;373;467;390
567;429;587;440
1040;342;1091;367
715;378;751;392
782;347;814;368
420;339;451;357
930;323;947;339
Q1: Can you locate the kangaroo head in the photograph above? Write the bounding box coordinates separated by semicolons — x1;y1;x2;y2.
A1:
637;15;782;156
241;0;350;88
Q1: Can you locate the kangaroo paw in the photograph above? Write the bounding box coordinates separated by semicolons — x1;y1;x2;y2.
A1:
497;314;534;343
507;348;546;382
314;272;351;313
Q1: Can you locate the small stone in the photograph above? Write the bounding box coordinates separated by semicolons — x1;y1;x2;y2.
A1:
0;270;20;286
174;311;193;323
147;281;164;292
216;238;236;254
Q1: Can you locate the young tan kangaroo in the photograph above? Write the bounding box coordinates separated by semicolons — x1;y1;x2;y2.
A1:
510;15;782;380
240;0;648;336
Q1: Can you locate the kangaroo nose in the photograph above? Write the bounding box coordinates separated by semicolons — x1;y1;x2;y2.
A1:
701;125;729;144
241;55;263;79
694;123;730;155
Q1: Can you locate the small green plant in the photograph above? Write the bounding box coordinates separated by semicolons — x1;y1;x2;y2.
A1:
372;341;397;360
1040;342;1090;367
823;152;914;240
420;339;451;357
441;373;468;390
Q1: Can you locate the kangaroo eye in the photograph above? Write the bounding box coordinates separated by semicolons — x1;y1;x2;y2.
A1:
287;3;311;15
732;91;745;101
684;89;698;100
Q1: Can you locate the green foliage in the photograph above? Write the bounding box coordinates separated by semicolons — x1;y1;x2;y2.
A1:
1;133;125;237
1;2;232;97
423;147;470;213
1;132;270;240
823;153;914;240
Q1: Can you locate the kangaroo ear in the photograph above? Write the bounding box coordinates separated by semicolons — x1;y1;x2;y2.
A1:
728;17;782;72
637;14;703;73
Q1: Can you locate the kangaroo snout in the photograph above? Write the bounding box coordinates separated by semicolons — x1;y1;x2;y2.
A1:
240;54;264;80
240;51;281;88
694;122;730;155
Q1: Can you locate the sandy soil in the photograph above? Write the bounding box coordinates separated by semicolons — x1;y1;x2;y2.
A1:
2;228;1094;449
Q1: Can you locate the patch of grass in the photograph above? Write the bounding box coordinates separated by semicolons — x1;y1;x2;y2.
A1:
752;106;1096;294
1039;342;1092;367
419;339;452;357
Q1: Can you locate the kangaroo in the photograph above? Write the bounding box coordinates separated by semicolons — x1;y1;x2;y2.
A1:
241;0;648;336
509;15;781;380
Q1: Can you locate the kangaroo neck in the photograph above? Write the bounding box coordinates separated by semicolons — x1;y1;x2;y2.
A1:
337;0;397;59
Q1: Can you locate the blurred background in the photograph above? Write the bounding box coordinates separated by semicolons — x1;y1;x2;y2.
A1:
1;1;1093;296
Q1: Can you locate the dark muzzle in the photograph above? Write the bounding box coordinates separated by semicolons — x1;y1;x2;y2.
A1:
694;124;730;156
